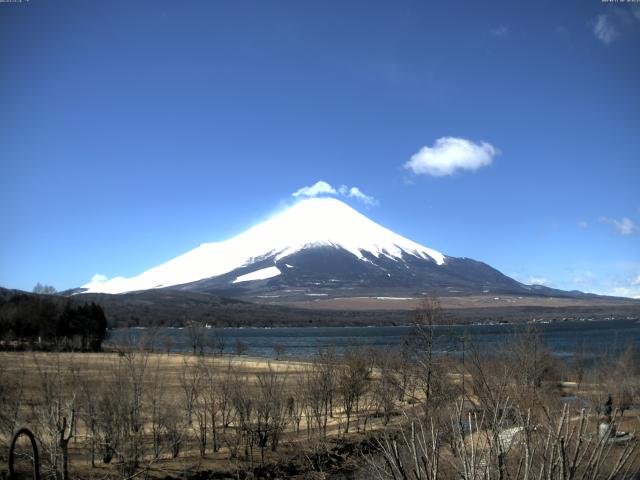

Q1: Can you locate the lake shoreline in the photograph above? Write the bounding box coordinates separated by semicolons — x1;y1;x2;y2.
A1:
105;317;640;360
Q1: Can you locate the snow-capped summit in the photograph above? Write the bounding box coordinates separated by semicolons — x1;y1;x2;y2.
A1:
82;198;447;294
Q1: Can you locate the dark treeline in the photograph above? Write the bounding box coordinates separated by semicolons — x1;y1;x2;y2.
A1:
0;293;108;351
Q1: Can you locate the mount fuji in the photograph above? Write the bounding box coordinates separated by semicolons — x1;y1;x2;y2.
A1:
80;197;571;301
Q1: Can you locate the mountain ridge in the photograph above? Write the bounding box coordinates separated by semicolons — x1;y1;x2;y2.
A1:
76;197;621;303
81;198;447;294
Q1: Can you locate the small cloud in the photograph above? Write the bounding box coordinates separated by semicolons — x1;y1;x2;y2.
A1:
527;277;552;287
292;181;337;198
490;25;509;38
608;287;640;299
91;274;108;283
573;271;596;284
404;137;498;177
340;185;378;206
578;220;589;229
513;273;553;287
568;266;640;299
293;181;378;206
599;216;638;236
593;15;619;45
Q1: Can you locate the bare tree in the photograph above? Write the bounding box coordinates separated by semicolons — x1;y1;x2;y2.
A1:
231;371;258;464
218;361;236;435
368;399;640;480
179;356;203;426
0;355;25;460
607;344;640;417
97;343;150;476
186;321;206;355
253;365;289;462
147;356;168;460
234;339;248;356
32;354;76;480
202;360;220;453
373;351;401;426
507;325;559;411
33;283;57;295
193;357;211;457
304;352;336;439
274;343;286;360
207;328;226;356
163;403;184;459
163;335;173;355
411;296;443;416
70;358;106;468
338;349;371;433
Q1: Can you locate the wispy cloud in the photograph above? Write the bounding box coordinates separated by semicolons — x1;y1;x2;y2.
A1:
292;181;378;206
489;25;509;38
578;220;589;229
527;276;552;286
599;216;638;236
573;271;596;285
608;286;640;299
339;185;379;206
404;137;498;177
568;267;640;299
604;271;640;298
513;273;553;287
593;15;619;45
292;181;337;198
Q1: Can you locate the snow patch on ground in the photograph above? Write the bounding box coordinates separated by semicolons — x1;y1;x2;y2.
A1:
375;297;414;300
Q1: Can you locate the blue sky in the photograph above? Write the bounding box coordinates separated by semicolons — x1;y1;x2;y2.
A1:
1;0;639;297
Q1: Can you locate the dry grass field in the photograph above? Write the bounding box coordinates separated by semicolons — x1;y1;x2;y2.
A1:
0;350;411;479
1;327;639;480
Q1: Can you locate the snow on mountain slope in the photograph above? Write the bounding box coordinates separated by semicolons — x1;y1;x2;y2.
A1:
232;266;281;284
82;197;446;294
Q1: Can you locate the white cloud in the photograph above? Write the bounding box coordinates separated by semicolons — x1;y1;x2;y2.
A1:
91;274;108;283
578;220;589;229
599;216;638;236
340;185;379;206
608;287;640;299
573;271;596;285
593;15;619;45
567;268;640;299
527;277;552;287
293;181;378;206
490;26;509;38
404;137;498;177
292;181;337;198
513;273;553;287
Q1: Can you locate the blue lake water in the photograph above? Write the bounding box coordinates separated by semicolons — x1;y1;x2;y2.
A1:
106;318;640;360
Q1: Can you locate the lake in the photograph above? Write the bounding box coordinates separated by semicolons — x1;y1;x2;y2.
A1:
106;317;640;360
